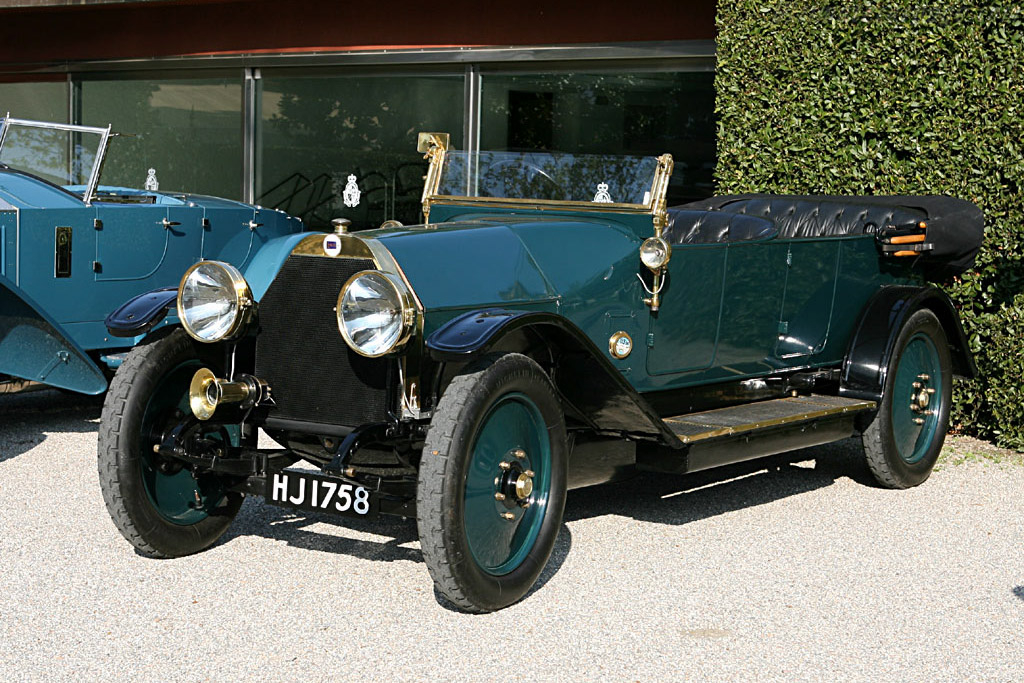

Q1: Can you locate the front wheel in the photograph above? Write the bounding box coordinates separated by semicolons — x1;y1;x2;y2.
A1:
98;330;243;557
417;353;567;612
861;309;952;488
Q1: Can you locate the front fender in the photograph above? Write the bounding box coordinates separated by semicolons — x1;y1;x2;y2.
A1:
840;284;976;403
0;274;108;394
427;309;680;446
105;287;178;338
243;232;322;300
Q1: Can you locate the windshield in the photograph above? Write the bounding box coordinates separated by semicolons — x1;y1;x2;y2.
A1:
0;118;111;202
436;150;664;207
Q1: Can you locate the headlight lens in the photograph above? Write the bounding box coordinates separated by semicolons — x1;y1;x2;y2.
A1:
337;271;413;357
178;261;252;343
640;236;672;271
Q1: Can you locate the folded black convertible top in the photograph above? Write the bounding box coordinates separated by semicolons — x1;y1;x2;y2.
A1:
677;194;984;279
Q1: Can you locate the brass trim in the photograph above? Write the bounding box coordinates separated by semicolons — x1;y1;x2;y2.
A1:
177;261;254;343
416;131;675;229
664;396;877;445
287;231;427;414
336;270;417;358
608;331;633;359
291;233;377;262
419;133;449;224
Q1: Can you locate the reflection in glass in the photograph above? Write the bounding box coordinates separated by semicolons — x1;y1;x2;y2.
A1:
437;150;661;205
81;78;244;199
0;81;68;123
0;122;102;190
259;72;464;230
480;72;716;204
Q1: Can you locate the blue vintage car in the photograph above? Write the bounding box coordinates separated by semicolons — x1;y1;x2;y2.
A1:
0;117;304;397
98;132;983;612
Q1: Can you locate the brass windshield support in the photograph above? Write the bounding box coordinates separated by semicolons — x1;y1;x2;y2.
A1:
651;153;674;239
642;154;674;311
418;132;449;225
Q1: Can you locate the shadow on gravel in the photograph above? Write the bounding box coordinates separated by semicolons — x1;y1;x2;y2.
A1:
224;500;574;593
224;500;423;563
565;437;874;526
433;523;573;613
1013;586;1024;602
0;389;104;463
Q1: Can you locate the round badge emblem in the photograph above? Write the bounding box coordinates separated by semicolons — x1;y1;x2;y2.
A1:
609;331;633;359
322;234;343;257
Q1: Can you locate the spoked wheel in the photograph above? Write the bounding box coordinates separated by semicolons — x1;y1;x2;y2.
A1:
98;330;244;557
862;309;952;488
417;353;567;612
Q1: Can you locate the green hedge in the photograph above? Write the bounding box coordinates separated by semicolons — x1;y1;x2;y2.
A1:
716;0;1024;449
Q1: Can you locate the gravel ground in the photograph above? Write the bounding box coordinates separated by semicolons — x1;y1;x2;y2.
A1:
1;389;1022;681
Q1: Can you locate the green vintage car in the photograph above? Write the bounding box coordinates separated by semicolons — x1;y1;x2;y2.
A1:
98;133;983;612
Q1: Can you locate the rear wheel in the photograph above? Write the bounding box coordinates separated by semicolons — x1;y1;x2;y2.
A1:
862;309;952;488
98;330;243;557
417;353;567;612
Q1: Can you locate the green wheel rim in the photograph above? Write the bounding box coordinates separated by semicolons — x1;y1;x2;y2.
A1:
139;360;235;525
463;392;552;576
891;332;943;464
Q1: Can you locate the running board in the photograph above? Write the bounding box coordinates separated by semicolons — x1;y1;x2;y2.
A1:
639;395;877;474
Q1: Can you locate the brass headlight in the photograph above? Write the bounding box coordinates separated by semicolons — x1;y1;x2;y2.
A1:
337;271;415;357
177;261;253;343
640;236;672;271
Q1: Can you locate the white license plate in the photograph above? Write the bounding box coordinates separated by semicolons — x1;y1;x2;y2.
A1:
266;470;377;518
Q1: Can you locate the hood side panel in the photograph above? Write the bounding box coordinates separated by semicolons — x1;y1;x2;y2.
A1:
378;224;556;310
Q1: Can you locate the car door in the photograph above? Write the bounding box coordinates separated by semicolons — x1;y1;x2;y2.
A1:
645;244;727;375
773;239;841;359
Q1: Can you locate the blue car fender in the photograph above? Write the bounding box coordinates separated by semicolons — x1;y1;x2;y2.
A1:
104;232;319;339
243;232;321;300
0;274;108;395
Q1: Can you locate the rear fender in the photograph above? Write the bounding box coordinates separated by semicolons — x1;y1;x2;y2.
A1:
840;284;975;403
427;309;680;446
0;274;108;394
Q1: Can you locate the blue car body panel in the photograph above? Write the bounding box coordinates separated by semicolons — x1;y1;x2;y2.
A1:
0;143;305;394
0;273;107;394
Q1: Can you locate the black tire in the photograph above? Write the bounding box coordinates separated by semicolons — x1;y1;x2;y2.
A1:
417;353;567;612
862;309;952;488
98;329;243;557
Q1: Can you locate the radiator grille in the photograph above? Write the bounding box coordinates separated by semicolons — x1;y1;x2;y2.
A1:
255;255;393;428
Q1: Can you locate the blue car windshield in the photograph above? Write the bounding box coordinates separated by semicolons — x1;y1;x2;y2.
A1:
436;150;662;207
0;119;109;201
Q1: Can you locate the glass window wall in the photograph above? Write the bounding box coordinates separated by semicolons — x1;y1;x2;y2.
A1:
79;77;244;199
258;71;464;230
480;71;715;204
0;80;69;123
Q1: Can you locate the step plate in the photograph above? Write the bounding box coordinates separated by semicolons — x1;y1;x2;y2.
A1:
665;395;876;445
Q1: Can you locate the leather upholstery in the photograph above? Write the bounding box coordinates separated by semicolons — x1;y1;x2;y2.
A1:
664;209;776;245
676;195;927;240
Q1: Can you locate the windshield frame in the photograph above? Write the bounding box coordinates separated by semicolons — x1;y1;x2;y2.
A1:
0;116;113;205
417;132;674;234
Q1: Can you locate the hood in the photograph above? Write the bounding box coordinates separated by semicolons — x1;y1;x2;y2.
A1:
369;216;642;312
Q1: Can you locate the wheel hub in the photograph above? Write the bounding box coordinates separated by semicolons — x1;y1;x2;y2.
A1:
909;373;937;423
494;451;536;516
